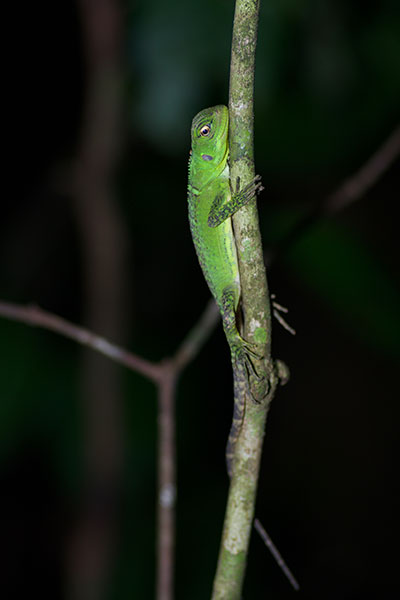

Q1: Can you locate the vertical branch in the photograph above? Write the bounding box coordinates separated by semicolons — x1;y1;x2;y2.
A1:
156;364;177;600
66;1;129;599
212;1;278;598
229;0;272;358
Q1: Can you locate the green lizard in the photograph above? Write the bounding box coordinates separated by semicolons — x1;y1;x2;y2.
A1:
187;105;299;590
187;104;264;477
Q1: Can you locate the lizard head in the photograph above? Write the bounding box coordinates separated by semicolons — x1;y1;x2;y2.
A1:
190;105;229;165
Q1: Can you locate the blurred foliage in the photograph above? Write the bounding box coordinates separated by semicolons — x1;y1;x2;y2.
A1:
129;0;400;169
0;322;81;485
264;208;400;357
287;221;400;357
2;0;400;598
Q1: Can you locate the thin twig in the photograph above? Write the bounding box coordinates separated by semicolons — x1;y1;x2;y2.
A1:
254;519;299;591
272;296;296;335
0;301;161;382
268;123;400;267
173;299;219;370
273;309;296;336
324;124;400;214
271;300;289;313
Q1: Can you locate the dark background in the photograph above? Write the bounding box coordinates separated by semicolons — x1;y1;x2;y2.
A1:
1;1;399;598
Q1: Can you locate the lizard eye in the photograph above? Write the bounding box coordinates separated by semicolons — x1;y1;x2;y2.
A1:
200;125;211;136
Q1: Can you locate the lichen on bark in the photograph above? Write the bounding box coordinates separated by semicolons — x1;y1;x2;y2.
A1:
211;0;279;597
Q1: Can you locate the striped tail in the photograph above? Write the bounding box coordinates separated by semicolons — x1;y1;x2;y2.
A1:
225;354;247;477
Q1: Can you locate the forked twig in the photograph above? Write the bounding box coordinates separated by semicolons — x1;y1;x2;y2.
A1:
271;294;297;336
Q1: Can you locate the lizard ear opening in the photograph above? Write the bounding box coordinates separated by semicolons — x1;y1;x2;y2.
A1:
201;154;214;161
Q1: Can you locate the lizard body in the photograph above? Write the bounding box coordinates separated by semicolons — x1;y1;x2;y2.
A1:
187;106;300;590
187;104;263;476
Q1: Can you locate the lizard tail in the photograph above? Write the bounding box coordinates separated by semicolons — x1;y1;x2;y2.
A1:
225;354;247;477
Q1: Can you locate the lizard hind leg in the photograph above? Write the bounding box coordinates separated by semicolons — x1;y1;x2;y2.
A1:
225;341;264;476
220;287;263;382
221;287;264;476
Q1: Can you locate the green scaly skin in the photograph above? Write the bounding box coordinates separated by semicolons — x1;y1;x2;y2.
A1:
188;105;264;477
187;107;298;588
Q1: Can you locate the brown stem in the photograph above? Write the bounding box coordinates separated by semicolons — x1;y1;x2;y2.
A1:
0;301;160;382
156;363;178;600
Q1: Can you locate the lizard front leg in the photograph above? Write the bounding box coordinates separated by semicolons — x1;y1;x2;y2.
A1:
207;175;263;228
